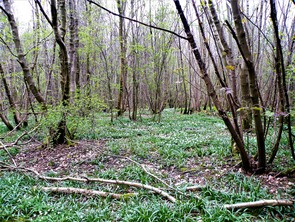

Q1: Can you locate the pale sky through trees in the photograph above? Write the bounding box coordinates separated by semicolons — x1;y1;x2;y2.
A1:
12;0;294;25
8;0;295;36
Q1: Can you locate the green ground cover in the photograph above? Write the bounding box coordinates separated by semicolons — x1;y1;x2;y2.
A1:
0;109;294;221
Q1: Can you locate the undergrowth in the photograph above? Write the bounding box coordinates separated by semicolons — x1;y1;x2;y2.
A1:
0;109;294;221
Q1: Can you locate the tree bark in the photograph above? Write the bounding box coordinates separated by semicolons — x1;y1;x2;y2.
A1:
269;0;294;160
69;0;80;97
116;0;128;116
0;63;21;127
230;0;266;172
224;199;293;209
208;0;239;105
40;186;138;200
0;101;14;131
130;0;139;121
36;0;72;144
240;62;252;131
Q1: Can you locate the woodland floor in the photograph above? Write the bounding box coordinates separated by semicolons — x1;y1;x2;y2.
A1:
1;111;295;221
14;139;295;198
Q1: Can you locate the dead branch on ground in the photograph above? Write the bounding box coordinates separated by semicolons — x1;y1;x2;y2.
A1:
0;140;17;166
114;155;172;187
224;199;293;209
0;124;41;150
112;155;202;199
38;186;138;200
1;165;177;203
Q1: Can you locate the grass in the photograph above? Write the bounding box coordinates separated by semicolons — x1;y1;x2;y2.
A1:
0;109;294;221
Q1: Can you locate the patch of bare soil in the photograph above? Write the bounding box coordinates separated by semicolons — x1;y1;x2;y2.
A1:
15;140;106;174
14;140;295;197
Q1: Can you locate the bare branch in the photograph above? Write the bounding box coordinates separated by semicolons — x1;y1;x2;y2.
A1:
240;11;274;49
0;37;18;58
24;31;53;57
111;155;201;199
86;0;188;40
0;124;41;149
34;0;53;27
0;5;9;17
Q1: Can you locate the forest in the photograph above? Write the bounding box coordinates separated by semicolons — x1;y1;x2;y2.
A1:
0;0;294;221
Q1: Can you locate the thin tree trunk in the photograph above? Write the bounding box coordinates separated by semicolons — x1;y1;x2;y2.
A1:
240;62;252;131
117;0;128;116
130;0;139;121
173;0;251;171
69;0;80;97
1;1;46;107
0;63;21;127
269;0;295;160
36;0;71;144
178;38;189;114
208;0;239;105
230;0;266;172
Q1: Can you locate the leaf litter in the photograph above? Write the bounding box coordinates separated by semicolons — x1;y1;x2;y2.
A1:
13;139;295;199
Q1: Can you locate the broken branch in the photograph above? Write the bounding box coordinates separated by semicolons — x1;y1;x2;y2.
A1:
3;165;177;203
224;199;293;209
39;186;138;200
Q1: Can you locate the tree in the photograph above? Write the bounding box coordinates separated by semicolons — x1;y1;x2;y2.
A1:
229;0;266;172
69;0;80;96
173;0;251;171
36;0;72;144
116;0;128;116
1;0;46;107
0;63;14;130
269;0;295;161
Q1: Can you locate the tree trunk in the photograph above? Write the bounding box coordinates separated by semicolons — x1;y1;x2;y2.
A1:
130;0;140;121
36;0;72;144
116;0;128;117
208;0;239;105
69;0;80;97
0;98;13;131
269;0;294;160
0;63;21;127
1;1;46;107
173;0;251;171
230;0;266;172
240;62;252;131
